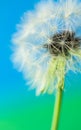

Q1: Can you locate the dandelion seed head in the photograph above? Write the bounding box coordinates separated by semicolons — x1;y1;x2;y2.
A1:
12;0;81;95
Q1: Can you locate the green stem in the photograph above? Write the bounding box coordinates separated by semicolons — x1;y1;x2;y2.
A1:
51;88;63;130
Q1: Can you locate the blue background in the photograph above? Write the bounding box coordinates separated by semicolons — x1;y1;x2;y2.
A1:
0;0;81;130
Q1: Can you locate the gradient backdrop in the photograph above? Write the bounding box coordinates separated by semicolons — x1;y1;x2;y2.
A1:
0;0;81;130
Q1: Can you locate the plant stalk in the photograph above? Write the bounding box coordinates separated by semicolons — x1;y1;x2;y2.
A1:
51;88;63;130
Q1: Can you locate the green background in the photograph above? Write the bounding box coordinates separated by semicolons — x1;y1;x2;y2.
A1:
0;79;81;130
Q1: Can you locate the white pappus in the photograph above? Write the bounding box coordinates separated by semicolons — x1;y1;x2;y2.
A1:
11;0;81;95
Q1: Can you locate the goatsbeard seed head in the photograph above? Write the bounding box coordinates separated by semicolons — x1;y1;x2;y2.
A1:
44;31;81;57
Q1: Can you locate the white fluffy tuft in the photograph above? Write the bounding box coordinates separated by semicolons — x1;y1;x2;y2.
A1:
11;0;81;95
